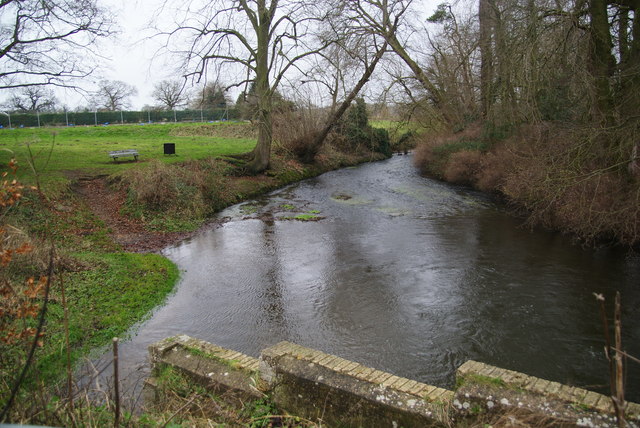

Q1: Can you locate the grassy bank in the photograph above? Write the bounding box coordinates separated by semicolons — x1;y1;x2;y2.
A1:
117;146;386;234
0;122;257;195
1;181;180;418
31;252;178;383
414;122;640;247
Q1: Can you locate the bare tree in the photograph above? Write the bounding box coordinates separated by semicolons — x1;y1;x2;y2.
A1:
274;0;396;160
426;4;480;123
0;0;113;89
300;42;363;115
93;80;137;111
478;0;494;119
303;40;389;161
345;0;444;108
6;87;58;112
152;80;188;110
158;0;333;173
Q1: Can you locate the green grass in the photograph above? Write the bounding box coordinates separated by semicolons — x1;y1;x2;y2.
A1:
0;122;257;194
32;252;179;384
1;185;183;410
0;119;395;425
292;213;322;221
370;119;423;136
151;366;287;427
370;120;422;152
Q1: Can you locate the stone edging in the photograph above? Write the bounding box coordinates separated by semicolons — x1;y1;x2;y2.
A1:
146;336;640;427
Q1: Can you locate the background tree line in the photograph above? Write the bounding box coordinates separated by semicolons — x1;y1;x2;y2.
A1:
409;0;640;244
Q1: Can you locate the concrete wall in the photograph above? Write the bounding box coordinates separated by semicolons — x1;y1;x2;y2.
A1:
146;335;640;427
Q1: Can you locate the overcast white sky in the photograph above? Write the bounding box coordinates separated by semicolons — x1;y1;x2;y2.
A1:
53;0;444;110
55;0;164;110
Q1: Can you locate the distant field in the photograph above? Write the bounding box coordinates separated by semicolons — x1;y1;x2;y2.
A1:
370;119;422;137
0;122;257;192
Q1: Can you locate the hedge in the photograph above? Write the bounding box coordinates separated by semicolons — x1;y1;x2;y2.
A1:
0;108;239;128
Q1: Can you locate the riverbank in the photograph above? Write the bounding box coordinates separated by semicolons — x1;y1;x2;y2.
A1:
413;122;640;248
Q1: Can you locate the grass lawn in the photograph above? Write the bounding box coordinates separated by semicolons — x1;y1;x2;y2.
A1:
36;252;180;383
370;119;421;133
0;122;245;402
0;122;257;194
370;119;422;150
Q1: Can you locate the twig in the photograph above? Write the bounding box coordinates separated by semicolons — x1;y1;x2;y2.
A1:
611;348;640;365
60;271;74;413
161;395;197;428
594;293;614;391
595;292;628;428
113;337;120;428
613;292;626;427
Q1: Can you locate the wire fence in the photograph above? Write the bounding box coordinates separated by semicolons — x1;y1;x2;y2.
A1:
0;108;240;128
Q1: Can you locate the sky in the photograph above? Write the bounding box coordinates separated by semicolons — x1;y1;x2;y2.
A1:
41;0;444;111
56;0;164;110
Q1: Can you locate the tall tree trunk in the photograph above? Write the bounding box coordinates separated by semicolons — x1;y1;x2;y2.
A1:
525;0;541;122
624;0;640;176
303;42;388;162
588;0;615;124
494;12;518;124
619;8;629;65
479;0;494;118
247;0;273;174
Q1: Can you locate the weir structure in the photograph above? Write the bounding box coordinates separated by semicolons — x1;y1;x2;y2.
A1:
144;335;640;427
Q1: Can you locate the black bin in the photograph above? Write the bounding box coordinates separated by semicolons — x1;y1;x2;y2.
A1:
164;143;175;155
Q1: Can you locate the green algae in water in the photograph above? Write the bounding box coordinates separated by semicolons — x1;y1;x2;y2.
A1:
375;205;413;216
330;192;372;205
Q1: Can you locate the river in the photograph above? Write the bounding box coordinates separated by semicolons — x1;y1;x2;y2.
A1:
94;154;640;402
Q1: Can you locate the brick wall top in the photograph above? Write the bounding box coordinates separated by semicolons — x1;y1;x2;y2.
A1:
263;341;453;402
458;360;640;419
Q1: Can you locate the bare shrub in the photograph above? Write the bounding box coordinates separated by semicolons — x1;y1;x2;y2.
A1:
413;135;456;177
414;121;640;245
497;125;640;245
538;171;640;244
475;147;513;192
414;123;484;177
444;150;483;185
413;141;439;176
120;159;229;220
272;108;324;161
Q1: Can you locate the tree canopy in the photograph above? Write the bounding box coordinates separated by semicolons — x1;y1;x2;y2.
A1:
92;80;137;111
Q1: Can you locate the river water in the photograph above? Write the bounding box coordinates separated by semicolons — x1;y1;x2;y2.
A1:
99;154;640;402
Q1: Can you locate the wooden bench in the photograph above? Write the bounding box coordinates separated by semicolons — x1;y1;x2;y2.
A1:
108;149;139;162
